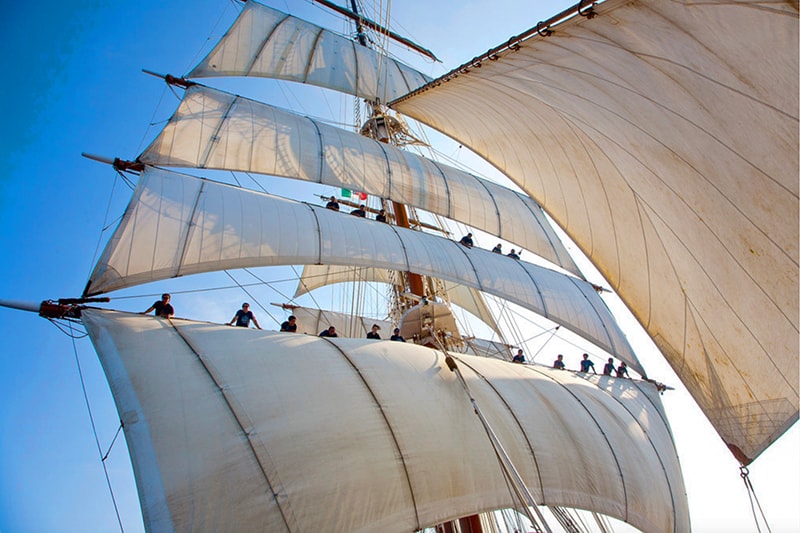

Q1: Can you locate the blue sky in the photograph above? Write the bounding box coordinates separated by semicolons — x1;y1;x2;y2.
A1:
0;1;797;532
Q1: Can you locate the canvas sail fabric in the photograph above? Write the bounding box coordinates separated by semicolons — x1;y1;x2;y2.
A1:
188;0;431;104
286;306;392;338
85;167;644;374
459;337;511;360
82;309;689;533
294;264;506;338
138;85;579;276
393;0;799;464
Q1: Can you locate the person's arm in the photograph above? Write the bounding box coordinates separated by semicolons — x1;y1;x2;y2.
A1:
228;314;237;325
252;316;261;330
141;305;155;315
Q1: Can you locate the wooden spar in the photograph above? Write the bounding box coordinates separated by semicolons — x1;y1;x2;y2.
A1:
82;153;144;173
312;0;440;62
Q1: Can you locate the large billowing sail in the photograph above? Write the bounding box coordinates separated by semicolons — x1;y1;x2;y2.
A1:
85;167;644;374
294;264;505;338
188;1;431;103
83;309;689;532
139;84;579;275
392;0;799;463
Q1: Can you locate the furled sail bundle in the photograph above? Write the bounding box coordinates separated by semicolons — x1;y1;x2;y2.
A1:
138;84;579;275
188;0;431;103
392;0;799;464
85;167;645;374
83;309;689;532
295;264;505;338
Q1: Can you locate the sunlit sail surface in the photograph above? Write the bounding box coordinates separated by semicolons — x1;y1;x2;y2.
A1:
394;0;799;465
139;84;579;275
85;167;644;374
84;309;689;533
189;1;432;103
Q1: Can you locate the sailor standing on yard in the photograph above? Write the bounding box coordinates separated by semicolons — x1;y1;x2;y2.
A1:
603;357;615;375
459;233;474;248
366;324;381;339
229;303;261;329
319;326;338;337
390;328;405;342
325;196;340;211
142;293;174;318
580;353;597;374
280;315;297;332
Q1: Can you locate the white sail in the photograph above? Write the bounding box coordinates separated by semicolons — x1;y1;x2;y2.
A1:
393;0;799;464
138;84;580;276
83;309;689;533
188;1;431;103
294;264;506;338
459;337;511;360
85;167;645;374
286;306;392;338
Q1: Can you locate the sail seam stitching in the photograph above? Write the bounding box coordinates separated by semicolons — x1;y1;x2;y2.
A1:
471;172;503;237
302;29;325;83
320;338;422;528
308;117;326;187
524;366;630;524
169;323;298;532
454;357;547;503
386;224;415;276
515;262;548;316
351;39;361;98
451;243;486;292
308;205;324;264
566;277;620;367
375;141;393;199
429;161;453;218
245;12;292;76
625;380;682;533
175;179;206;279
198;94;238;169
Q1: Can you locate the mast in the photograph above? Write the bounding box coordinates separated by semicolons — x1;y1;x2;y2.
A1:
339;5;484;531
342;0;430;317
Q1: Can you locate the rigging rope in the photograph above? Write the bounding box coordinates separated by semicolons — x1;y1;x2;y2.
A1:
550;506;582;533
223;270;281;327
428;332;552;533
740;466;773;533
591;511;610;533
67;320;125;533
